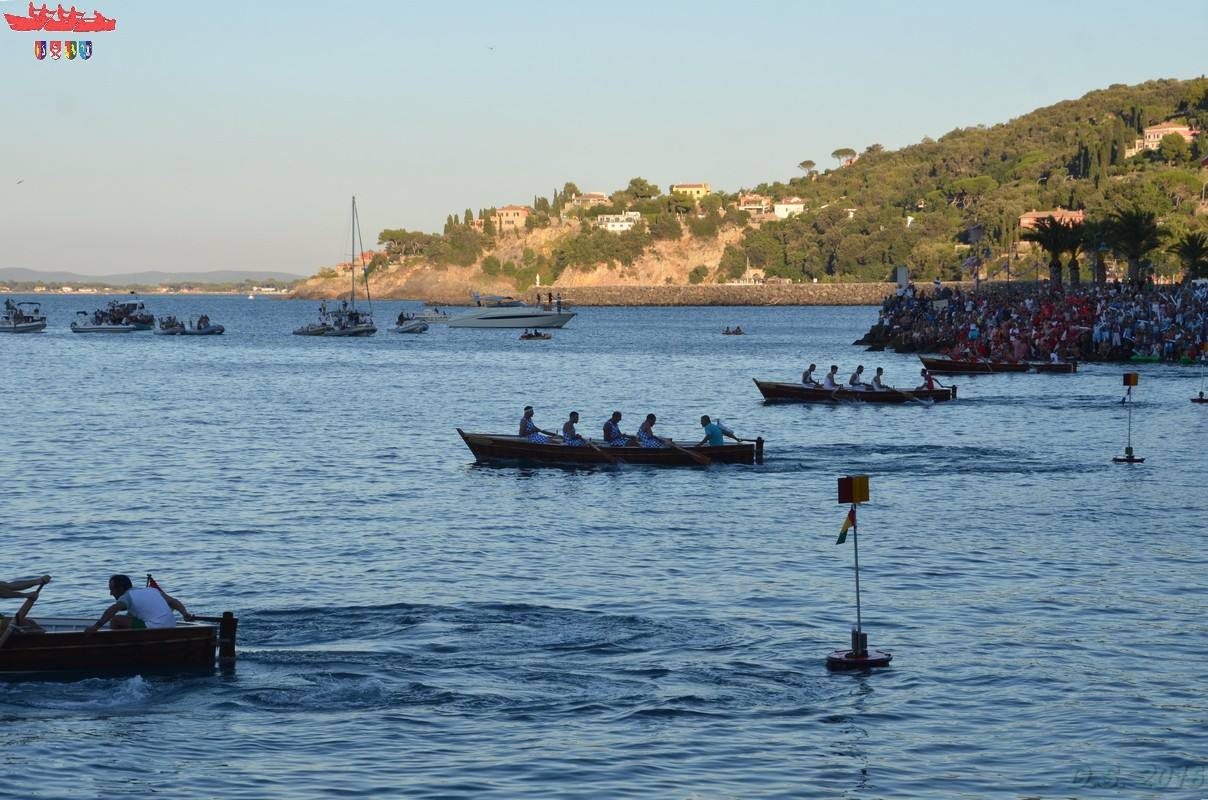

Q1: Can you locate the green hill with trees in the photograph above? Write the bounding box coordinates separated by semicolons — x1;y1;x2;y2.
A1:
300;77;1208;298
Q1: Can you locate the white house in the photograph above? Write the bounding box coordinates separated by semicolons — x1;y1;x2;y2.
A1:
595;211;642;233
772;197;806;219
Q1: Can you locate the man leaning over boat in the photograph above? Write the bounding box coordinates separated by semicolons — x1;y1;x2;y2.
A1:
85;574;195;633
1;575;51;635
697;416;743;447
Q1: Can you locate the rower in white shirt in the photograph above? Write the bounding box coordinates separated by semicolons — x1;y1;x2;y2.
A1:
870;367;889;391
848;365;869;391
822;365;841;389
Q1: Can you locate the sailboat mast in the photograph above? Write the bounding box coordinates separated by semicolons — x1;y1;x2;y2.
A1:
350;196;357;309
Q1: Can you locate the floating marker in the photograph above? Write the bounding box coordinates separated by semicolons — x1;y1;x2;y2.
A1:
1113;373;1144;464
1193;344;1208;405
826;474;892;670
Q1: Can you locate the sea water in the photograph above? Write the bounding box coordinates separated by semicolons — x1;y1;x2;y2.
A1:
2;296;1206;798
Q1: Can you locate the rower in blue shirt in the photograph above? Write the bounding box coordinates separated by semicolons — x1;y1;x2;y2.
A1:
696;415;744;447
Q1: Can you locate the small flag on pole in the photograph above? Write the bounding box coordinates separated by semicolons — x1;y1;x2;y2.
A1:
837;507;855;544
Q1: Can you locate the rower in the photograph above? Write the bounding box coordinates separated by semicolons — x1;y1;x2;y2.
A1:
561;411;586;447
723;327;732;335
636;414;667;448
603;411;636;447
519;405;554;444
848;365;868;391
1;575;50;633
916;368;947;391
823;365;841;389
697;415;743;447
870;367;889;391
802;363;820;386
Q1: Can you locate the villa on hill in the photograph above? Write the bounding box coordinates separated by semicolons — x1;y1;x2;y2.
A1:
495;205;531;231
1124;121;1200;157
670;183;711;199
737;193;770;213
773;197;806;219
566;192;609;209
1018;208;1086;230
595;211;642;233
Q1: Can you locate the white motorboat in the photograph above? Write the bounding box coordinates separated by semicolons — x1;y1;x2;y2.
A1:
390;319;429;334
71;311;135;333
0;300;47;333
412;309;450;323
182;321;224;336
448;293;575;329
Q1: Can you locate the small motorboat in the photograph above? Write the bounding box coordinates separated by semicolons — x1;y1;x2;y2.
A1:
293;322;332;336
182;315;223;335
71;311;135;333
722;327;746;336
105;295;154;329
154;315;185;335
519;331;552;340
0;300;47;333
390;319;429;334
413;309;451;323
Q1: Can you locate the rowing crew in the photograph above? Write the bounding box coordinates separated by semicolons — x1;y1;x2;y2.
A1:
801;364;949;392
520;406;747;448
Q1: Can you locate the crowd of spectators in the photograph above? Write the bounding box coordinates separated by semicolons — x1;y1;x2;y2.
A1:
866;280;1208;363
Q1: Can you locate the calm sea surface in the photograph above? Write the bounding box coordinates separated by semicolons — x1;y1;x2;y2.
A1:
3;295;1207;799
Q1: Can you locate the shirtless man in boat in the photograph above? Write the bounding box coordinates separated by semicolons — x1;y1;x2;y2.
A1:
603;411;637;447
1;575;51;633
561;411;587;446
85;574;194;633
802;363;820;386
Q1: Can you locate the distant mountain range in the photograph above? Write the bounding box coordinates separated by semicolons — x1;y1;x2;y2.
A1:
0;267;304;285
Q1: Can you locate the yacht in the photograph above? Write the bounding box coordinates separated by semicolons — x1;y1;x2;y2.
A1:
447;293;575;329
71;310;135;333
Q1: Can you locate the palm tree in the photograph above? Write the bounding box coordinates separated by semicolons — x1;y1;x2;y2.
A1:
1106;207;1163;284
1169;231;1208;281
1080;220;1111;286
1022;217;1078;288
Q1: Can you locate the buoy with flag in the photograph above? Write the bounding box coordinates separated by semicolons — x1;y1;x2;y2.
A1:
1113;373;1145;463
826;475;892;670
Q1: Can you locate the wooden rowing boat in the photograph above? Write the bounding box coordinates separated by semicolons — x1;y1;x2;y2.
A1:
753;380;955;404
457;429;763;465
0;613;237;674
919;356;1075;374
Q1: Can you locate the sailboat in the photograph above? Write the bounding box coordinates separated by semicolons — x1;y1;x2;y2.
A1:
294;197;376;337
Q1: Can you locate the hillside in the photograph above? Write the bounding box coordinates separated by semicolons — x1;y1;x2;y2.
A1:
292;77;1208;302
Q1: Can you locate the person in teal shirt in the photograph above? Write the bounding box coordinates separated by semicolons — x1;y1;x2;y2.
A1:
696;415;743;447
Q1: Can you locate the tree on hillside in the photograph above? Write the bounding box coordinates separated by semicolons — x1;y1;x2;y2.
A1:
626;177;660;201
797;159;816;175
831;147;857;166
947;175;999;209
668;193;695;215
1022;217;1080;288
1169;231;1208;281
1157;132;1190;164
1106;207;1163;284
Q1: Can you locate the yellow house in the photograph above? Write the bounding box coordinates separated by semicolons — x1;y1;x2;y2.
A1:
670;183;711;199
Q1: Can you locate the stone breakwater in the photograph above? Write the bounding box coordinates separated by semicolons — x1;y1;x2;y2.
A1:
292;280;978;306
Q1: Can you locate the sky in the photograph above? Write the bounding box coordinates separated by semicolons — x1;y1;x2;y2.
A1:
1;0;1205;276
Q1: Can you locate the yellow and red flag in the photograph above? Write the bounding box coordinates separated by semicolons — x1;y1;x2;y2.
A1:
837;507;855;544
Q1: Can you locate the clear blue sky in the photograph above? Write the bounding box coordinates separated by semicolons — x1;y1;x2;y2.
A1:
1;0;1205;276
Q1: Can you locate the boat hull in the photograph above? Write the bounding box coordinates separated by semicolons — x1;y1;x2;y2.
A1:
0;322;47;333
448;309;575;328
0;618;219;674
921;356;1044;374
458;430;762;466
293;324;332;336
182;325;224;336
390;322;429;334
754;380;955;403
325;325;377;337
71;324;136;333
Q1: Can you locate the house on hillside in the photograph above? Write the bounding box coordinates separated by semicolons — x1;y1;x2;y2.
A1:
669;183;711;199
495;205;531;231
595;211;642;233
772;197;806;219
737;193;770;213
1018;208;1085;230
566;192;609;209
1125;121;1200;157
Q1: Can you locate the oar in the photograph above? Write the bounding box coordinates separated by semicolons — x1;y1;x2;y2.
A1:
892;386;934;406
667;439;712;466
586;439;622;465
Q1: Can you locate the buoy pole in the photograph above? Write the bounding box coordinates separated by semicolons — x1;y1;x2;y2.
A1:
851;503;862;637
1114;372;1143;463
1126;386;1132;452
827;475;890;670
